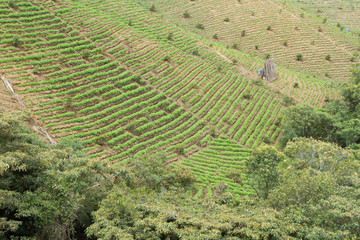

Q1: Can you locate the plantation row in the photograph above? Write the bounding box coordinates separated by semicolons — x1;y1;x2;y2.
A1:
50;0;284;148
0;0;210;162
148;0;359;82
173;136;254;198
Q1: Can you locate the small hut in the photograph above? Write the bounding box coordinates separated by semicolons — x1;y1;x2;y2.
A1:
261;58;277;81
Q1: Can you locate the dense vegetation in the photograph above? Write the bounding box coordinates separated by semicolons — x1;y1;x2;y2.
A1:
1;109;359;239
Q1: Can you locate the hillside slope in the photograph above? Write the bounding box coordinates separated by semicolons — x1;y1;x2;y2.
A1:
136;0;359;81
0;0;346;196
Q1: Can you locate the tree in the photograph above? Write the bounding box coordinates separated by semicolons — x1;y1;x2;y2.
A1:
246;146;284;199
280;104;333;145
0;112;114;239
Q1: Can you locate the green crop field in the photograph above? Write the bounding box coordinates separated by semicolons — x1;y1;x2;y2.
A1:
137;0;359;82
0;0;357;198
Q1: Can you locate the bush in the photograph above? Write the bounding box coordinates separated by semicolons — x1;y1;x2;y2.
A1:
283;40;288;46
232;43;239;49
32;67;40;75
232;59;238;65
293;82;299;88
196;23;204;29
325;54;331;61
163;55;171;61
12;35;21;47
296;54;303;61
8;0;15;8
174;144;185;155
318;26;323;32
183;10;190;18
213;33;218;39
241;30;246;37
167;32;173;41
149;4;156;12
224;17;230;22
81;50;90;59
192;48;200;56
267;26;272;31
255;45;259;50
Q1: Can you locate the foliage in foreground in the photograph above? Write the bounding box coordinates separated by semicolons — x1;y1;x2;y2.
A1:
1;112;360;239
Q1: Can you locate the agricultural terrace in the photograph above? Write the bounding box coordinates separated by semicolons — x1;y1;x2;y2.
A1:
287;0;360;34
140;0;360;82
172;136;254;198
0;0;343;199
0;0;283;165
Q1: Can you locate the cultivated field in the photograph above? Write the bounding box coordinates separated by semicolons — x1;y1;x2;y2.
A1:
138;0;360;82
0;0;349;196
287;0;360;34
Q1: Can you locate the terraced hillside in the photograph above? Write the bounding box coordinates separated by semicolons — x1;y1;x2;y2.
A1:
0;0;344;198
138;0;360;82
173;136;254;198
287;0;360;34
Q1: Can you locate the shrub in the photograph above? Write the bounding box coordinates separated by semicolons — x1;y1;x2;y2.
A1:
149;4;156;12
293;82;299;88
267;26;272;31
64;96;73;109
243;89;251;99
350;56;356;62
232;59;238;65
224;17;230;22
265;53;271;59
163;55;171;62
318;26;323;32
213;33;218;39
282;40;288;46
167;33;173;41
12;35;21;47
174;144;185;155
32;67;40;75
241;30;246;37
192;48;200;56
81;51;90;59
183;10;190;18
325;55;331;61
8;0;15;8
323;18;327;23
127;19;133;26
232;43;239;49
255;45;259;50
283;96;294;106
296;54;303;61
196;23;204;29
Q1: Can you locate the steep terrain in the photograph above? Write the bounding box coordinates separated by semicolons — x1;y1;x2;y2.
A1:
0;0;353;196
136;0;359;81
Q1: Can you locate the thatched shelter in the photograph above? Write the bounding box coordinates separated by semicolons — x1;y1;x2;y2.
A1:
261;58;277;81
